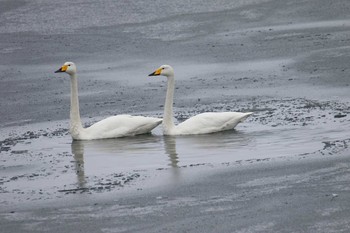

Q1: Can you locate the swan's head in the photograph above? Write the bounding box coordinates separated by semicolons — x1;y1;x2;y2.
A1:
149;65;174;77
55;62;77;75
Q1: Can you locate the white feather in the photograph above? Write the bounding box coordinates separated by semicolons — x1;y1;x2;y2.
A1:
56;62;162;140
149;65;252;136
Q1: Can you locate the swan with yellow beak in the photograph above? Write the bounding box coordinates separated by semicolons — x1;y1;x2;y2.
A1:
149;64;252;135
55;61;162;140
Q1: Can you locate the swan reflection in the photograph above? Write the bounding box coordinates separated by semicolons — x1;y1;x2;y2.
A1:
70;134;162;182
71;140;86;188
163;136;179;168
70;130;253;185
162;130;253;166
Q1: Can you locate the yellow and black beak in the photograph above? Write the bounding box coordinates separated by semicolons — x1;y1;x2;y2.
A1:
55;65;68;73
148;68;162;76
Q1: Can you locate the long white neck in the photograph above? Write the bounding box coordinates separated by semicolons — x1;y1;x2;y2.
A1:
163;75;175;132
69;74;83;132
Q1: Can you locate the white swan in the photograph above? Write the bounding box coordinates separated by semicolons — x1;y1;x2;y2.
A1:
148;65;252;135
55;62;162;140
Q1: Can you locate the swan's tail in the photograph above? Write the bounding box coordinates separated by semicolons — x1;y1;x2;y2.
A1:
240;112;253;122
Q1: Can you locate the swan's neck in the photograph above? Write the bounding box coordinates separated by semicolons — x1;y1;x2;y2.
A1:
163;75;175;132
70;74;83;134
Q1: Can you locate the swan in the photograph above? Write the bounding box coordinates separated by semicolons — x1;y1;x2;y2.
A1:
54;62;162;140
148;65;252;135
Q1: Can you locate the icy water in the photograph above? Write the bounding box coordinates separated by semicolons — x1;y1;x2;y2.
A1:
1;0;350;223
1;98;349;206
0;0;267;34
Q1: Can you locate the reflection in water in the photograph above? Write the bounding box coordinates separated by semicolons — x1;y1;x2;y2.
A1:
165;130;254;165
182;130;253;150
163;136;179;168
163;136;181;181
71;140;86;188
161;130;253;181
69;130;253;186
69;134;163;180
71;134;162;154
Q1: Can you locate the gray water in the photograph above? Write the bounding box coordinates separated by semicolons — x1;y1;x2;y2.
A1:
1;0;350;209
0;0;267;34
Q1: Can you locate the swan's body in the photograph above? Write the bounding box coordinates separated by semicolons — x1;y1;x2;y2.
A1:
55;62;162;140
149;65;252;136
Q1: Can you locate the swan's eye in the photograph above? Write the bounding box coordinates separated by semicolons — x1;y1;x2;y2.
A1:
68;64;71;66
162;67;165;70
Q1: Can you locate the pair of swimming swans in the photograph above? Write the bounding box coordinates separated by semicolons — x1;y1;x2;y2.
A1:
55;62;252;140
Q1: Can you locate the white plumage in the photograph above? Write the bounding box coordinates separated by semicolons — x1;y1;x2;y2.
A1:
55;62;162;140
149;65;252;136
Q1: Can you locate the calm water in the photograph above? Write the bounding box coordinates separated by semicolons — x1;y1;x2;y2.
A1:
0;0;262;34
1;0;350;207
2;117;347;202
